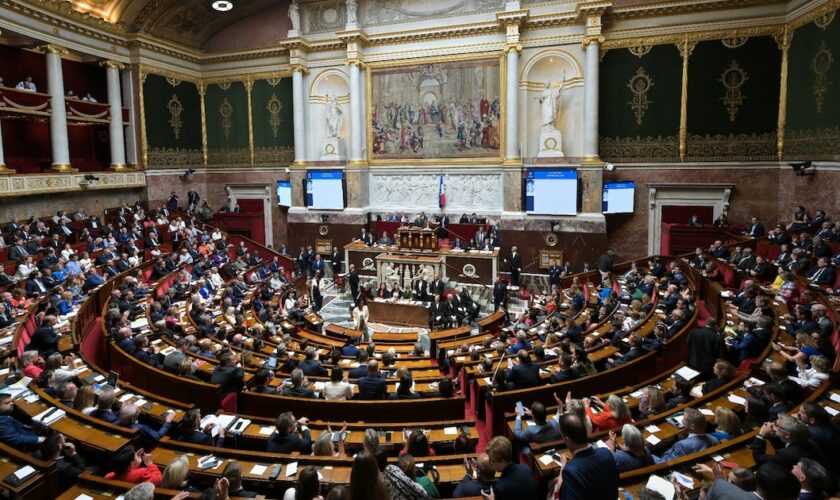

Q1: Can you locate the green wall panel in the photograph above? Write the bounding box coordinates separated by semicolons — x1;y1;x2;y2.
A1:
206;82;249;166
599;44;681;161
786;15;840;159
251;78;294;165
142;73;202;168
686;36;780;160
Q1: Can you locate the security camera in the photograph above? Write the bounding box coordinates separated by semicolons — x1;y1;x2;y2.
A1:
604;163;616;172
789;161;815;176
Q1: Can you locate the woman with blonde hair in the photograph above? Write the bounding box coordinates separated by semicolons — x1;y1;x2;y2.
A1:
710;407;741;441
312;424;347;457
637;385;666;419
72;384;97;414
796;354;830;389
161;455;197;491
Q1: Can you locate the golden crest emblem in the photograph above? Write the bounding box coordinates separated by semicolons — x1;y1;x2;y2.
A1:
544;233;559;247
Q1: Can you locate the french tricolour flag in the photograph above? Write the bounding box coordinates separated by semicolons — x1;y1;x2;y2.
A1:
439;175;446;208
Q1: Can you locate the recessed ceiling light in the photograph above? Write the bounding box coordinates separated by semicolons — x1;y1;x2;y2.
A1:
212;1;234;12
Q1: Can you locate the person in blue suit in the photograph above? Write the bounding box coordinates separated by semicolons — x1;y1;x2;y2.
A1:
357;360;388;400
485;435;537;500
118;402;174;449
0;393;44;449
653;407;719;463
549;413;618;500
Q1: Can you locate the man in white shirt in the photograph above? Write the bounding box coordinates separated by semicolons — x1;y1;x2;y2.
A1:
15;77;36;92
82;92;97;102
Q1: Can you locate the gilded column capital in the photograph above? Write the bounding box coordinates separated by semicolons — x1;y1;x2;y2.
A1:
100;60;126;70
677;38;696;60
774;28;794;51
40;43;68;56
503;43;522;55
346;58;366;68
289;64;309;75
581;35;605;48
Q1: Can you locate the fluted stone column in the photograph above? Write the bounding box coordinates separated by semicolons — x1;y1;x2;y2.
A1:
349;61;363;162
582;39;601;163
292;66;307;165
45;45;73;172
504;46;520;162
0;119;10;173
104;61;128;170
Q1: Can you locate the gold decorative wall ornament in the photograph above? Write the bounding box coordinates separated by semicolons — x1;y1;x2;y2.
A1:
166;76;182;87
543;233;559;247
167;94;184;140
815;11;836;30
719;61;748;122
812;42;833;114
219;96;233;141
721;36;749;49
627;67;654;125
218;82;232;91
266;77;283;87
628;45;652;58
267;94;284;139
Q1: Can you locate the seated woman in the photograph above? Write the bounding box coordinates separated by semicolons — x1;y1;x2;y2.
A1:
311;423;347;457
710;407;742;441
56;291;76;316
324;366;354;401
400;429;436;457
104;445;162;485
375;282;389;299
694;359;737;397
636;385;666;420
585;394;634;432
160;455;200;492
607;424;654;472
795;354;830;389
389;376;420;400
773;333;823;367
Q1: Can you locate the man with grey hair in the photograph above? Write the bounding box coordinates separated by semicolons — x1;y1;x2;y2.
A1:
124;482;155;500
607;424;653;472
281;368;315;398
90;387;118;424
118;402;174;448
750;413;823;468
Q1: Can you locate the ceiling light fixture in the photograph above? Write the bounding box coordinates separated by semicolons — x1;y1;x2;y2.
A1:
212;1;234;12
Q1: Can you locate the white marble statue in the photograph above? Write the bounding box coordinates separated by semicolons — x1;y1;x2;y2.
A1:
537;71;567;132
346;0;358;26
288;0;301;32
326;95;342;138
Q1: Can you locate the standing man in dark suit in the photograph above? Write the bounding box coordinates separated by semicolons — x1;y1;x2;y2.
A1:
412;276;428;301
548;260;562;289
549;414;618;500
348;264;359;299
686;318;726;379
309;276;323;312
436;213;449;239
493;274;507;311
357;360;388;399
429;273;445;297
485;436;538;500
505;246;522;286
187;190;200;213
28;315;61;357
330;247;342;278
210;352;245;398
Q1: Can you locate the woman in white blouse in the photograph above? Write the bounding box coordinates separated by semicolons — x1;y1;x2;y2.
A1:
796;354;830;389
352;299;369;331
60;243;75;261
14;256;36;280
78;252;93;272
324;366;354;400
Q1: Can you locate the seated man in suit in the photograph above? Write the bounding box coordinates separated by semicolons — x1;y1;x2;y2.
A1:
808;257;836;286
607;335;646;366
550;353;580;383
0;393;45;450
505;350;540;389
512;401;561;455
357;359;388;399
90;387;119;424
549;413;618;500
749;414;822;469
267;411;312;454
281;369;316;398
297;347;328;377
347;350;370;379
653;407;719;463
118;402;175;448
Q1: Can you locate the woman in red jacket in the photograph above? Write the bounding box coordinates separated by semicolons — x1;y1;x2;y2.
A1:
104;445;162;486
584;394;634;433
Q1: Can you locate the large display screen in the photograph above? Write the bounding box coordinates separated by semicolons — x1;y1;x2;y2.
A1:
276;180;292;207
602;181;635;214
525;168;578;215
305;170;345;210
